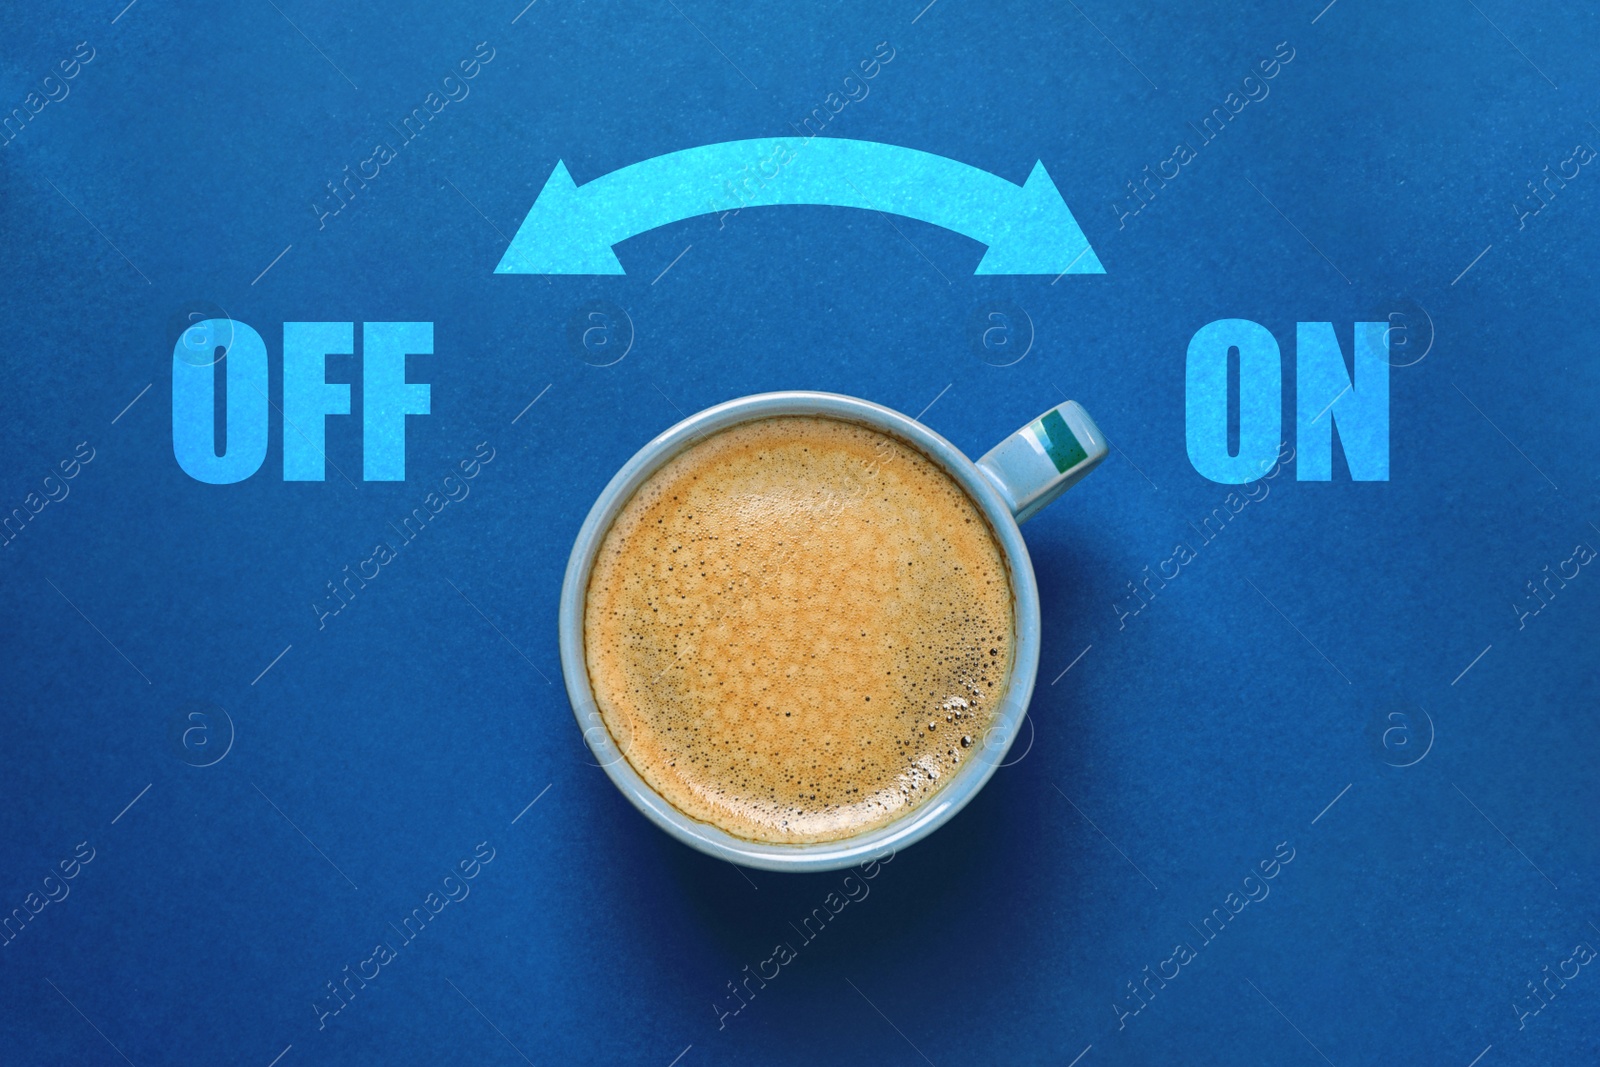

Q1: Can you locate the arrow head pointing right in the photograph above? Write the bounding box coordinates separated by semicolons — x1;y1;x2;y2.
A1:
974;161;1105;276
495;160;626;275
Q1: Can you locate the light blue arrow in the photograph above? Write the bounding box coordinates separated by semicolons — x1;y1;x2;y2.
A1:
494;138;1104;276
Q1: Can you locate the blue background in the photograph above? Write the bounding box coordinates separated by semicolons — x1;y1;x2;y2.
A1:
2;1;1597;1064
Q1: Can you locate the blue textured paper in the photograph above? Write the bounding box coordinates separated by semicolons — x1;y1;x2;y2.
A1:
1;2;1596;1065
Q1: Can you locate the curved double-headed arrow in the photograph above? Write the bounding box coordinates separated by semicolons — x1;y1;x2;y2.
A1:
494;138;1104;276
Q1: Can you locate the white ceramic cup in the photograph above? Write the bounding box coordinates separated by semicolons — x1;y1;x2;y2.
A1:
559;391;1106;872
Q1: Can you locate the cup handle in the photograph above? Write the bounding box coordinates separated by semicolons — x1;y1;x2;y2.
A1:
975;401;1109;523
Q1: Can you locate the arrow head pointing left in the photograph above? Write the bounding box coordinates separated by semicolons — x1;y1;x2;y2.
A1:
495;160;625;275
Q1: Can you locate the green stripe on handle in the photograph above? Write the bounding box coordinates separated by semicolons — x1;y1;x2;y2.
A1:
1033;409;1088;473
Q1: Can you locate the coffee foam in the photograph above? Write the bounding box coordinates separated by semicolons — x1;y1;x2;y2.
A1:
584;415;1015;844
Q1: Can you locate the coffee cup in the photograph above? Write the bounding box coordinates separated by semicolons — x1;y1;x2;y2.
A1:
559;391;1106;872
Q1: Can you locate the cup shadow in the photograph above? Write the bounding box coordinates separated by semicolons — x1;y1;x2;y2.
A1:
577;523;1112;1037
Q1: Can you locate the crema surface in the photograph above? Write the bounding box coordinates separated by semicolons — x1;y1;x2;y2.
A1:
584;416;1015;843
